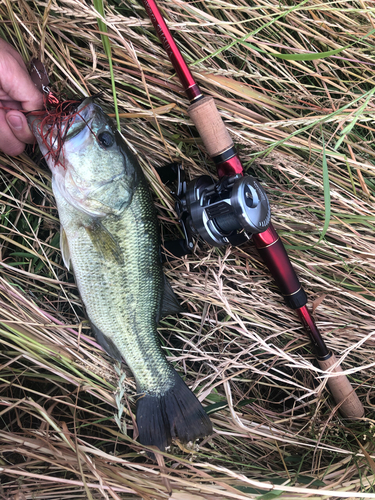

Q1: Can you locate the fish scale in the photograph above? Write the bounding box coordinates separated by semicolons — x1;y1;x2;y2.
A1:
28;97;212;452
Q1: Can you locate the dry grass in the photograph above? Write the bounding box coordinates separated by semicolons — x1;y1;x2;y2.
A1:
1;0;375;498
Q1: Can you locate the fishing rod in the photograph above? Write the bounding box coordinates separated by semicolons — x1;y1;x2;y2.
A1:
140;0;364;419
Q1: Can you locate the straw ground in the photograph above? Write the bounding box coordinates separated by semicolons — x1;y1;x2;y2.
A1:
0;0;375;498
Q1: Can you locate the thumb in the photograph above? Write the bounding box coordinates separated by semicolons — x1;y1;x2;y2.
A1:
6;110;36;144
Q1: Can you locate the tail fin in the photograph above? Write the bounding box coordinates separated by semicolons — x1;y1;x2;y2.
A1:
136;372;212;453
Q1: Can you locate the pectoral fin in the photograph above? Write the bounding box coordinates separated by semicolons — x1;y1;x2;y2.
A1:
85;220;123;264
60;226;71;271
91;322;123;362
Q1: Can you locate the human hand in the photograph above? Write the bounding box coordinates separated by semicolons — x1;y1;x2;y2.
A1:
0;39;43;156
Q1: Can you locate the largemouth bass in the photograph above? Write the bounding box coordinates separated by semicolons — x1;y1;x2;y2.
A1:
28;98;212;451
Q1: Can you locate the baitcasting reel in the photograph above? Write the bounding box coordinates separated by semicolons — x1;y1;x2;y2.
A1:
159;163;271;256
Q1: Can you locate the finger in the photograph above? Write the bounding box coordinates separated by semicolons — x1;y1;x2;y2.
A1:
0;39;26;67
0;45;43;112
0;108;27;156
1;98;22;111
6;110;35;145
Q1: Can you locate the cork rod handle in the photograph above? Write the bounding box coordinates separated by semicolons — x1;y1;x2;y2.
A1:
188;97;233;157
318;353;364;418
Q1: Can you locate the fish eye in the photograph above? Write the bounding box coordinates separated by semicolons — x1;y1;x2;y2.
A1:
97;131;115;148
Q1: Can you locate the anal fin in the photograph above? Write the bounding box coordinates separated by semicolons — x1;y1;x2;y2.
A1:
91;322;123;362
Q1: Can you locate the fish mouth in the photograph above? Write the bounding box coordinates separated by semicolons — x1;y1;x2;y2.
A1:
27;96;96;145
64;98;96;141
64;115;93;144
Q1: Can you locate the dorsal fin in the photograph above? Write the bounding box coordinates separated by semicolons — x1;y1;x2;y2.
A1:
156;274;183;323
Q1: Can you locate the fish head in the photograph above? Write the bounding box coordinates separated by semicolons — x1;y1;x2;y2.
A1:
28;97;140;217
